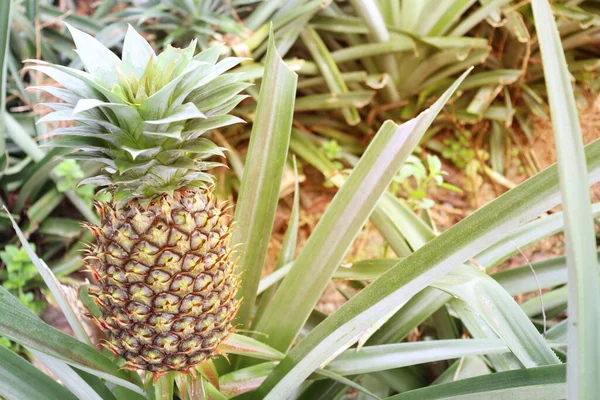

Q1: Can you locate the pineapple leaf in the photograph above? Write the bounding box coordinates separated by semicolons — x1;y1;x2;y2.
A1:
232;27;298;329
0;345;78;400
0;285;143;394
220;333;285;361
254;138;600;400
31;349;108;400
122;23;155;79
26;63;121;102
181;138;225;156
121;145;162;160
25;64;96;98
532;0;600;395
46;136;113;152
387;365;565;400
79;175;113;186
65;23;122;88
72;98;131;116
144;102;205;124
194;57;248;88
142;130;183;140
192;81;253;112
253;69;473;354
205;94;249;117
5;209;92;345
28;85;82;104
37;109;76;123
193;42;224;63
49;126;114;140
183;115;245;138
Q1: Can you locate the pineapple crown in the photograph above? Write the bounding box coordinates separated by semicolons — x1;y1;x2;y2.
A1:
26;24;250;204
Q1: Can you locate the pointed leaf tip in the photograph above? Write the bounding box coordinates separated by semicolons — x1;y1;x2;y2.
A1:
123;24;155;79
65;22;122;88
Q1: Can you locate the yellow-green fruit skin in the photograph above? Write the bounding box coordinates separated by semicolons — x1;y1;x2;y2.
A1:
86;188;239;373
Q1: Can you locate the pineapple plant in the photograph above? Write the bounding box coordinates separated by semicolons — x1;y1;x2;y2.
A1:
26;24;248;375
0;1;597;399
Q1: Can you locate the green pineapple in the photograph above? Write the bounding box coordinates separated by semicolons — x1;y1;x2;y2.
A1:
26;24;249;374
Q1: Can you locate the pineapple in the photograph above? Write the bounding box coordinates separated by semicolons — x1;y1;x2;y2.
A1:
26;24;249;374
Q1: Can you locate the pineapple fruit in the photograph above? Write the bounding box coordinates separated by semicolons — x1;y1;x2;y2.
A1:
26;24;249;374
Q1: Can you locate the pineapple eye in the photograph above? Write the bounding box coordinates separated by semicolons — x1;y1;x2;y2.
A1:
195;316;215;333
137;241;159;254
202;335;219;349
170;274;193;291
182;254;201;272
148;270;172;285
108;243;127;259
154;333;180;350
173;213;185;224
164;354;187;369
153;293;180;310
120;331;141;351
108;287;129;302
140;347;165;362
132;323;155;338
125;261;149;275
180;336;203;352
193;274;212;292
171;316;195;333
191;231;208;250
129;283;153;302
194;212;209;227
202;294;220;312
148;313;175;332
203;253;217;270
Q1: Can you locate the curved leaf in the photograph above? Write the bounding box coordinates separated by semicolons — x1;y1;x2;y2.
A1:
532;1;600;397
387;364;565;400
0;345;77;400
254;138;600;399
0;286;143;395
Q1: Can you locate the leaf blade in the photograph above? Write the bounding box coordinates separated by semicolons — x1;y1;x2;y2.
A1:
531;1;600;397
232;28;298;329
254;69;472;354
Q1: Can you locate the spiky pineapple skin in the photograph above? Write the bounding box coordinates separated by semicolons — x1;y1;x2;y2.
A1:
86;188;239;373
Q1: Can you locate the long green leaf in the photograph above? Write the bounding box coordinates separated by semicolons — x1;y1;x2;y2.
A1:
386;364;566;400
154;374;175;400
5;114;99;225
0;0;11;154
433;265;559;367
472;203;600;271
6;209;91;344
232;29;298;328
492;254;588;296
253;158;300;327
254;138;600;399
451;298;522;372
0;345;77;400
300;26;361;125
532;1;600;398
325;339;509;376
349;0;399;100
372;187;558;366
31;350;104;400
221;333;285;361
0;286;143;395
254;69;472;354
